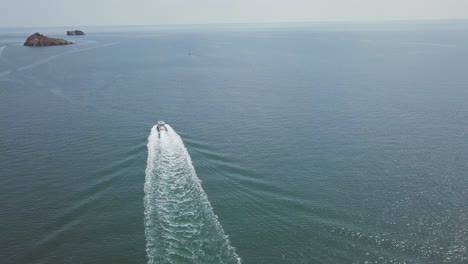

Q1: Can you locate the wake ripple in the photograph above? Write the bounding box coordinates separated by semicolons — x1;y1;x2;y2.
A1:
144;125;241;264
17;42;120;72
0;46;6;58
0;42;119;80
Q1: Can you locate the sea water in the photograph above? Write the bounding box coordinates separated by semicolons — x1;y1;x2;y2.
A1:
1;21;467;263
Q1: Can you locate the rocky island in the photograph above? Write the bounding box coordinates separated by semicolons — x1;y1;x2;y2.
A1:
67;30;85;36
24;33;74;47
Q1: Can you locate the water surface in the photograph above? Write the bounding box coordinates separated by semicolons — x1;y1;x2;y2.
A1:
1;22;467;263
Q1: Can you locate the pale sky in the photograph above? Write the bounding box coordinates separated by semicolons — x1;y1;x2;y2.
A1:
1;0;468;27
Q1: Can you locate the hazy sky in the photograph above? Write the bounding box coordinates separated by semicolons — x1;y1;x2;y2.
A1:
1;0;468;27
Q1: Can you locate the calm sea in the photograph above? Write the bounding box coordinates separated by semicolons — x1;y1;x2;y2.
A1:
1;21;467;264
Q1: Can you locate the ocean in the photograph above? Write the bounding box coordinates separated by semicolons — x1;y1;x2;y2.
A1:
0;21;467;263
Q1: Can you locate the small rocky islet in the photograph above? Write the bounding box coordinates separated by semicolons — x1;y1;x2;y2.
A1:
67;30;85;36
24;33;73;47
24;30;86;47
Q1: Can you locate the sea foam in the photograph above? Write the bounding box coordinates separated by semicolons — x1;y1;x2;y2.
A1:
144;124;241;264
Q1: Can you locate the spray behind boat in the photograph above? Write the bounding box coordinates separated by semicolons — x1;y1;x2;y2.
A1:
144;122;241;263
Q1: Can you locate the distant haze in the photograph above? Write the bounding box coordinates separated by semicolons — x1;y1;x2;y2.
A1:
2;0;468;27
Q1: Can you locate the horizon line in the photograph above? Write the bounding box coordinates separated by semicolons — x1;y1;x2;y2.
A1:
2;18;468;30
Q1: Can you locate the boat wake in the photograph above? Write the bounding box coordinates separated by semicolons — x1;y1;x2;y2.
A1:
0;46;6;58
17;42;120;72
144;124;241;264
0;70;12;78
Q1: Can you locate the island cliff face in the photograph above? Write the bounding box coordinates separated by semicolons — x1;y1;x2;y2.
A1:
24;33;74;47
67;30;85;36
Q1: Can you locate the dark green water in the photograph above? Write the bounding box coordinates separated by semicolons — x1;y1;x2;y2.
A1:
1;22;467;263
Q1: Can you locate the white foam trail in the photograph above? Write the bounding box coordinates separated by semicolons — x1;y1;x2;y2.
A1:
145;125;241;264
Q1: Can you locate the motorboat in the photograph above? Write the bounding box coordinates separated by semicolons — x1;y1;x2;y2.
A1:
157;121;167;132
